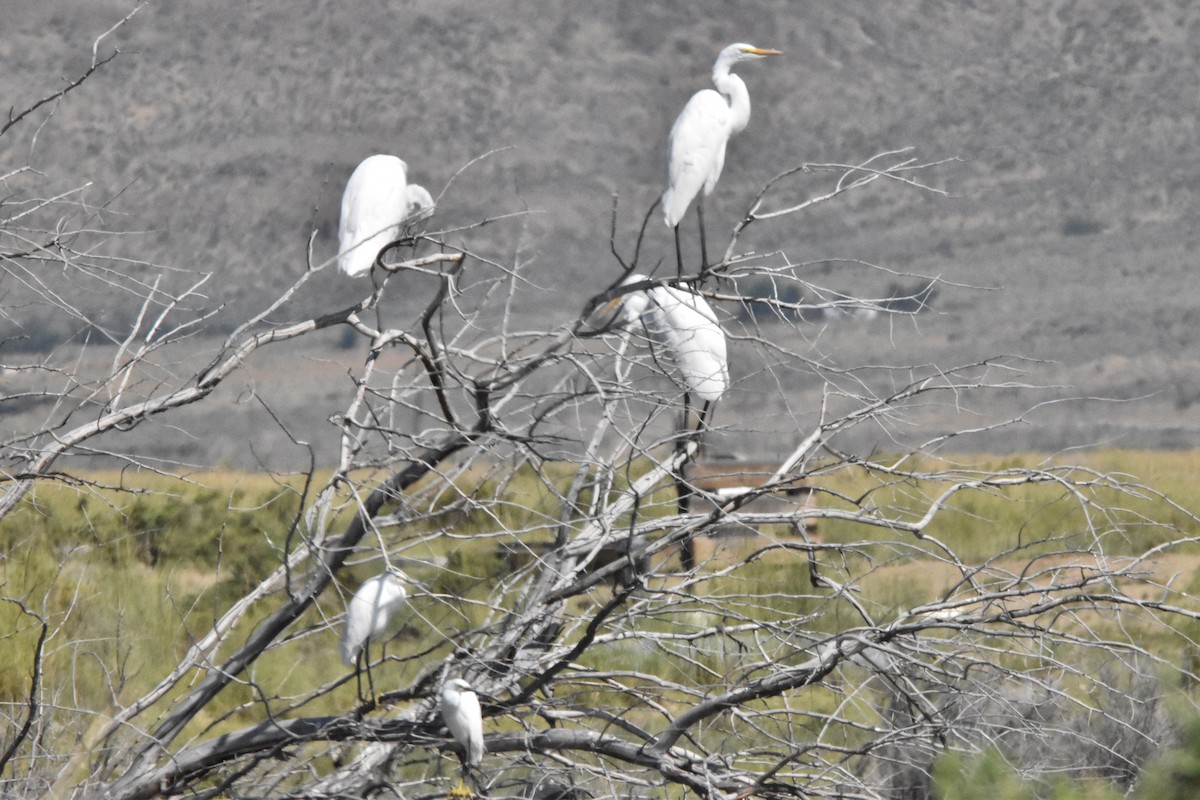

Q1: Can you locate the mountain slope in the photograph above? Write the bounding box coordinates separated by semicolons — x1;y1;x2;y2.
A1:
3;0;1199;460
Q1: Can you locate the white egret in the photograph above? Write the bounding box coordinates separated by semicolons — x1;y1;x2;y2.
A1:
340;567;408;700
441;676;485;785
602;275;730;570
663;43;781;276
337;154;435;278
611;274;729;405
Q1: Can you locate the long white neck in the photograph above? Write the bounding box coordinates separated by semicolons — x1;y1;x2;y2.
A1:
713;65;751;135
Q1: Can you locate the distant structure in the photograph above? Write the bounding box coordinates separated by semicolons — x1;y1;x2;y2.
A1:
679;458;820;573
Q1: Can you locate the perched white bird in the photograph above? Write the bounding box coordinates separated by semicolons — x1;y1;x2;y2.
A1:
440;677;485;767
663;43;780;274
339;568;408;666
597;275;729;556
612;274;729;404
337;154;435;277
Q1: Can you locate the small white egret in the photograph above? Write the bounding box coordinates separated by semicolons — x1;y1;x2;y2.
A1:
337;154;435;278
340;567;408;700
663;43;780;275
441;676;485;789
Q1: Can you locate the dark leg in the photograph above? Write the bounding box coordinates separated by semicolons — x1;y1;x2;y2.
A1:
676;398;716;573
695;399;713;437
450;759;476;798
673;223;684;282
370;267;386;331
675;483;696;573
362;640;376;704
795;519;825;589
675;393;696;571
354;654;363;703
696;195;708;276
674;396;694;516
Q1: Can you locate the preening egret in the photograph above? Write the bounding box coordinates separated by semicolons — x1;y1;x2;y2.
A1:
663;43;780;275
611;274;729;405
404;184;436;221
441;677;485;770
340;568;408;700
337;154;435;278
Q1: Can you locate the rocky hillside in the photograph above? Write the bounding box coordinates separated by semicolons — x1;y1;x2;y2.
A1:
4;0;1199;460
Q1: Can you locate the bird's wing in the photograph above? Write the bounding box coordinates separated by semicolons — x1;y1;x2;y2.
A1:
340;591;372;665
663;89;732;227
338;158;409;277
443;687;486;766
464;691;486;765
363;574;407;632
382;578;408;615
655;288;729;402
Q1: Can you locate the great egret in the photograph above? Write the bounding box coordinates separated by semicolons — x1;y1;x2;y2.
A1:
340;567;408;699
663;43;781;276
441;677;485;781
600;275;729;570
609;274;729;405
337;154;435;278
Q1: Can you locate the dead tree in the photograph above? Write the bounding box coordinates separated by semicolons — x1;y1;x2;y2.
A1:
1;17;1198;800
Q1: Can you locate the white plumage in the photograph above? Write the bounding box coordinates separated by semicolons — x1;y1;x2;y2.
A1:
613;274;729;403
440;677;485;767
663;43;781;229
403;184;436;221
337;154;435;277
339;569;408;666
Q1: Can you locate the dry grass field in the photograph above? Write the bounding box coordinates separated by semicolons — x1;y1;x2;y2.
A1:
3;446;1200;797
3;2;1200;467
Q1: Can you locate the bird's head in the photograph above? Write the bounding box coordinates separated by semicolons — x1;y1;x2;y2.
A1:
386;565;434;594
582;273;652;333
716;43;782;72
614;274;653;323
404;185;436;220
731;43;782;60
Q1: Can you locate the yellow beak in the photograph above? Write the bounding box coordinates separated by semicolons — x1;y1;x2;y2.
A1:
745;47;782;56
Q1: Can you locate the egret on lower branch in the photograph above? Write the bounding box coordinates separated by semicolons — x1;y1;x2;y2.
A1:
340;567;408;701
607;273;729;416
663;43;780;278
441;677;485;795
599;274;730;571
337;154;435;278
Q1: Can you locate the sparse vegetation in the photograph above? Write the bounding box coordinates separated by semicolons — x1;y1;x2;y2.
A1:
4;2;1200;462
4;6;1200;800
4;449;1200;797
